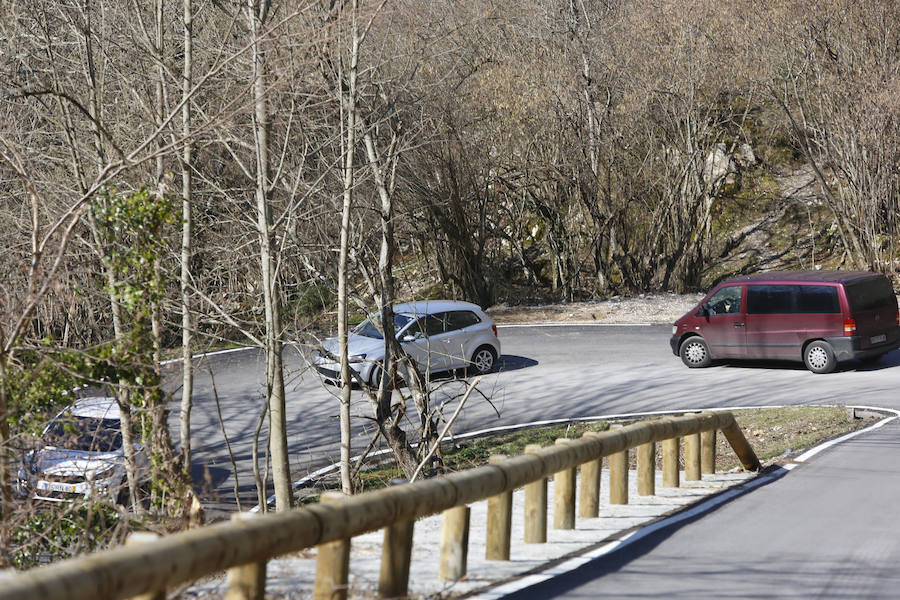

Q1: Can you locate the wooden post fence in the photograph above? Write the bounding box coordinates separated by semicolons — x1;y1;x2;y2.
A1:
0;411;760;600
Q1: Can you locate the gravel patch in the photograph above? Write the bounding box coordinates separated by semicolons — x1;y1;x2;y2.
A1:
487;293;704;325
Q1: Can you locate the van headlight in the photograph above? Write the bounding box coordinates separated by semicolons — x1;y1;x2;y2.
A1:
348;353;367;363
672;325;678;335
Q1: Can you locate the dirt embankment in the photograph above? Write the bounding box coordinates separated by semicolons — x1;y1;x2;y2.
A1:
487;293;704;325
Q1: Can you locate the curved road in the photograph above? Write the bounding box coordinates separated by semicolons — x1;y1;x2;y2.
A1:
163;324;900;512
504;417;900;599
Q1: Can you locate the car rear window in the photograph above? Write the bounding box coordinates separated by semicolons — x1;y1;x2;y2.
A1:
845;277;896;312
446;310;481;331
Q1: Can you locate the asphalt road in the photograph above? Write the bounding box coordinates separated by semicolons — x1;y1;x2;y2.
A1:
504;418;900;599
162;324;900;511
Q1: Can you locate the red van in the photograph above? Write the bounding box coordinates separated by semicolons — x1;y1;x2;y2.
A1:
670;271;900;373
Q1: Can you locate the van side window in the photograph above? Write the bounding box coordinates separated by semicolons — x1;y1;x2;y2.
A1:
703;286;742;315
796;285;840;313
747;285;793;314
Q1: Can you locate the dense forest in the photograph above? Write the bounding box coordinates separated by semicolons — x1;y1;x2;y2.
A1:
1;0;898;565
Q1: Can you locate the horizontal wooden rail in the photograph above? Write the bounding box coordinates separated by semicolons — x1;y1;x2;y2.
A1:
0;411;758;600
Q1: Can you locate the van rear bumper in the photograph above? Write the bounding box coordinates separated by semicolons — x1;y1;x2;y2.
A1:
825;334;900;362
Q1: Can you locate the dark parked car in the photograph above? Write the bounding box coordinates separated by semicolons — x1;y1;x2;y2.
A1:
670;271;900;373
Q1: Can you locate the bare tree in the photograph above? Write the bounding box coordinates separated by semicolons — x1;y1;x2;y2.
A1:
246;0;293;511
179;0;196;478
767;0;900;274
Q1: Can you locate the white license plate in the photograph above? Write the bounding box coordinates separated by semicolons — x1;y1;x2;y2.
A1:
870;334;887;344
38;481;78;494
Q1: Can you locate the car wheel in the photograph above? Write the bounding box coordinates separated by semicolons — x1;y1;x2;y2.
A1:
115;478;131;507
470;345;498;375
368;362;384;387
679;337;711;368
804;341;836;374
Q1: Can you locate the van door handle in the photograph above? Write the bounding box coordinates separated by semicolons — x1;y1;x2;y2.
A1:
734;322;745;327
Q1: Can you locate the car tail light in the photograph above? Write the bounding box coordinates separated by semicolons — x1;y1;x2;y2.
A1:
492;324;498;337
843;317;857;336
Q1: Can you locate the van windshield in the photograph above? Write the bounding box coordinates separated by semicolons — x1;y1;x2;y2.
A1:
845;278;895;312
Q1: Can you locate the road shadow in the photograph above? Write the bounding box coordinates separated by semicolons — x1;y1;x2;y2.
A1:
497;354;539;372
711;348;900;374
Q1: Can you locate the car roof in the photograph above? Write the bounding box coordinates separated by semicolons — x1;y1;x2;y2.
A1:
69;397;120;420
721;270;884;286
393;300;484;316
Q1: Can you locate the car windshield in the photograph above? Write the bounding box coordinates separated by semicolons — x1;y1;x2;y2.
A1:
45;415;123;453
353;313;414;339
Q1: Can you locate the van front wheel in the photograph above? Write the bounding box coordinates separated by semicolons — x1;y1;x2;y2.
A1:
680;337;711;368
804;341;836;374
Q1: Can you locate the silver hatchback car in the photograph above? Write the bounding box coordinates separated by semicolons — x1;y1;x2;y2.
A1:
16;396;149;503
313;300;501;386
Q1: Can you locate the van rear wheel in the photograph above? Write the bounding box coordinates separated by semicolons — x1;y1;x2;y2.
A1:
804;341;836;374
680;337;711;368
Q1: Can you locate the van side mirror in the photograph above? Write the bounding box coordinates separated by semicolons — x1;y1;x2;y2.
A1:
700;302;712;317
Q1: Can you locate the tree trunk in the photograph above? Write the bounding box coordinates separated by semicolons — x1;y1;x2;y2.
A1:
249;0;292;511
362;127;420;474
0;349;10;521
336;0;360;495
179;0;195;481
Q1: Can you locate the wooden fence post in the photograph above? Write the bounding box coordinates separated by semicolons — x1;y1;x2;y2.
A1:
125;533;165;600
609;448;628;505
578;433;602;518
524;444;548;543
439;506;470;582
225;514;267;600
663;437;680;487
553;439;576;529
685;432;701;481
701;429;717;474
378;481;414;598
721;418;762;471
637;442;655;496
313;493;350;600
486;455;513;560
225;513;266;600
